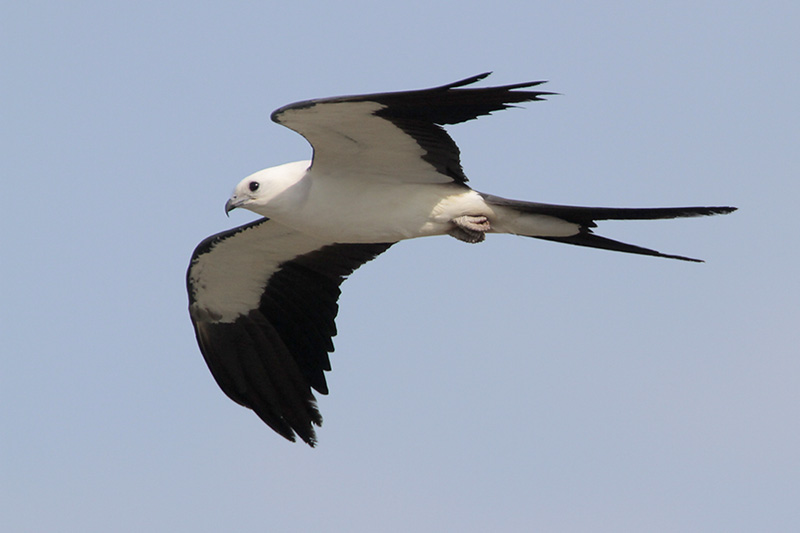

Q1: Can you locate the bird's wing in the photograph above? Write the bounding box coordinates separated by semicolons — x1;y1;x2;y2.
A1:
187;218;393;446
270;73;554;184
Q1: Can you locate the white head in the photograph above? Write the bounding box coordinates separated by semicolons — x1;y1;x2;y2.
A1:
224;160;311;217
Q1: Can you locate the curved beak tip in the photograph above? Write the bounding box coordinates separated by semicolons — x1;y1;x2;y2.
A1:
224;198;236;217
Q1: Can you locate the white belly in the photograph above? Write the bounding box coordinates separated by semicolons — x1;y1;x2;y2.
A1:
270;175;491;243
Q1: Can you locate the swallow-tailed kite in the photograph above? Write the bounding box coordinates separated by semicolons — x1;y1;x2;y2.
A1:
187;73;735;446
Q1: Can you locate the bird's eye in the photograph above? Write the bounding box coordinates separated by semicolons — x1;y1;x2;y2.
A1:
249;182;260;192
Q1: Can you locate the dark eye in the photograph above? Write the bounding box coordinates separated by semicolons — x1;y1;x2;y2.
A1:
248;181;260;192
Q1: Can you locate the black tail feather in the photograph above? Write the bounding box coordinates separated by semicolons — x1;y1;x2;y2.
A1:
535;230;704;262
482;194;736;262
482;194;736;227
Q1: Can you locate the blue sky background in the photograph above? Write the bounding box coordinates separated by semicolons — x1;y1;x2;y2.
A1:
3;2;798;531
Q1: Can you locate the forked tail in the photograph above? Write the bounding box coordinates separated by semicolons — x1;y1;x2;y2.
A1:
482;194;737;262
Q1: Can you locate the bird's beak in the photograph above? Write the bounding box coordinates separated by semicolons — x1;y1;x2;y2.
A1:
224;197;244;217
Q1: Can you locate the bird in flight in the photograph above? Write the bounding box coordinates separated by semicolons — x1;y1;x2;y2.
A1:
187;73;735;446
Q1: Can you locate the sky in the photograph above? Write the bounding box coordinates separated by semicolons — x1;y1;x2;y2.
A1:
2;2;799;531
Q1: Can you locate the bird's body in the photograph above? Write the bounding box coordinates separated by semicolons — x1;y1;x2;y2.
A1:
233;160;578;243
188;73;735;445
238;161;469;241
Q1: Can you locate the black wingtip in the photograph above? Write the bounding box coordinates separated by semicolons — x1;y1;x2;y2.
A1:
441;72;493;90
436;73;555;96
253;406;321;447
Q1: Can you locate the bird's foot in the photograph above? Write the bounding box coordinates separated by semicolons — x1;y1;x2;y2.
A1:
449;215;491;243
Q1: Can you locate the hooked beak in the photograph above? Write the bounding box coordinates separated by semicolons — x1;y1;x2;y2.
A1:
224;196;245;217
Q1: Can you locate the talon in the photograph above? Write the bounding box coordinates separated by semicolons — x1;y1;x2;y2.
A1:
449;215;491;243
